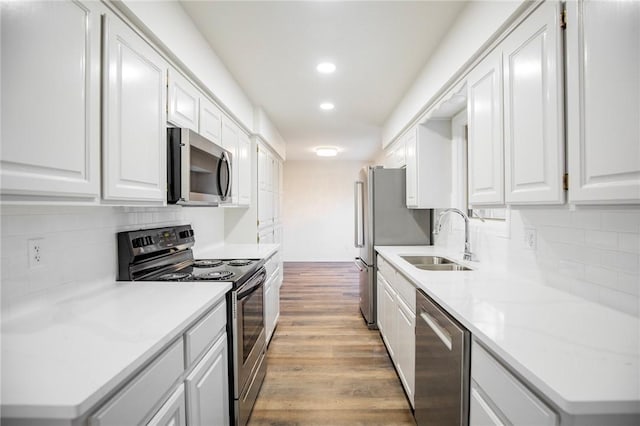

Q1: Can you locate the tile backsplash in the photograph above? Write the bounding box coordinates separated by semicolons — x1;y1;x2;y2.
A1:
1;205;225;313
435;206;640;316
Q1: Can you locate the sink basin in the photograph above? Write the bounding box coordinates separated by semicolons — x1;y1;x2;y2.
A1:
400;255;473;271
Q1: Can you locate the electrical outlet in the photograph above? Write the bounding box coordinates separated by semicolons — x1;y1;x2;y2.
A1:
524;229;537;250
28;238;44;268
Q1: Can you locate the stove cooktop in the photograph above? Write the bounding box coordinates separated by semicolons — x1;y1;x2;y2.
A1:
149;259;261;284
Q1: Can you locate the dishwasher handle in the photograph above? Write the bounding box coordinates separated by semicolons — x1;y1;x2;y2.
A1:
419;311;453;351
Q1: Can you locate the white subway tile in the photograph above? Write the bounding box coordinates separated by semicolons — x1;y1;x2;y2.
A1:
612;252;640;274
585;230;618;249
549;242;587;263
585;265;618;288
601;212;640;233
558;260;585;280
617;272;640;296
539;226;585;244
597;288;639;317
570;210;601;230
619;233;640;254
586;247;619;268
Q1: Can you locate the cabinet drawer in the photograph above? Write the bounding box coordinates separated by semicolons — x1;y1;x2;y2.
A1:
394;272;416;314
89;338;184;426
185;302;227;367
265;254;279;280
471;341;557;426
377;255;395;282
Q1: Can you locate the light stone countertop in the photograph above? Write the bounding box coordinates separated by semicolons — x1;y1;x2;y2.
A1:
1;281;231;420
375;245;640;417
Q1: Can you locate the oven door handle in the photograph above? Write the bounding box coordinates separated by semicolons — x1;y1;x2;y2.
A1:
237;269;266;299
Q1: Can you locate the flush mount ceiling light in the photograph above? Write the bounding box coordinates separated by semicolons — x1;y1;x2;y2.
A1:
315;147;338;157
319;102;335;111
316;62;336;74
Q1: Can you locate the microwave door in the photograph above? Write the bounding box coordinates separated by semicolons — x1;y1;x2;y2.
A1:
180;130;191;203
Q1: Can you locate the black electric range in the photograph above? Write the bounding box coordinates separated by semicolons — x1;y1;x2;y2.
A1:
116;224;264;287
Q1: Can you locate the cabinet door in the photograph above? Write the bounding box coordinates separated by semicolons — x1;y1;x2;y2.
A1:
103;14;167;203
396;297;415;407
1;0;102;200
405;129;418;207
264;280;275;342
258;144;268;191
237;131;252;206
199;97;222;145
376;273;386;332
167;69;199;131
470;384;505;426
221;116;239;205
467;48;504;205
567;0;640;203
382;280;397;359
147;385;186;426
185;333;229;426
503;1;564;204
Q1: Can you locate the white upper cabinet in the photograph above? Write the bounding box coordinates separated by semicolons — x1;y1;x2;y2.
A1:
405;129;418;207
199;97;222;146
1;0;103;201
503;0;565;204
467;47;504;206
405;121;452;209
167;68;199;132
102;14;168;203
566;0;640;203
237;131;252;207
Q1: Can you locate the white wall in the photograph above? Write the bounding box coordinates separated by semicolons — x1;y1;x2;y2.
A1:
282;160;364;262
382;0;525;146
254;108;287;160
0;205;225;315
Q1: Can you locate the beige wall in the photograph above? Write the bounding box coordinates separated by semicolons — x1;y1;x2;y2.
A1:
282;160;365;262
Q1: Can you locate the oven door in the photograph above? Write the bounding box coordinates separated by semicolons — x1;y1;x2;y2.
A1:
167;127;232;205
233;267;266;394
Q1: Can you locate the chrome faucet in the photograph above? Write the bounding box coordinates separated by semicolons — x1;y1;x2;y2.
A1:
435;208;476;261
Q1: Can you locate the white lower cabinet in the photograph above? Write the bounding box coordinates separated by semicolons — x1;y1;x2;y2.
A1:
185;333;229;426
147;385;187;426
89;301;229;426
376;256;415;408
89;339;184;426
470;384;505;426
264;252;283;345
395;296;415;405
470;340;557;426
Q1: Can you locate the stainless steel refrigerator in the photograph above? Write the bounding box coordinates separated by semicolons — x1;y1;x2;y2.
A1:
354;166;431;328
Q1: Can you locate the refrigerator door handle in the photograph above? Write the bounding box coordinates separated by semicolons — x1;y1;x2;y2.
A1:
354;181;365;248
354;257;367;271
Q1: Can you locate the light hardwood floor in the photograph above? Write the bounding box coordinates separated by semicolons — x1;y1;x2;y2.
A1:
249;262;415;425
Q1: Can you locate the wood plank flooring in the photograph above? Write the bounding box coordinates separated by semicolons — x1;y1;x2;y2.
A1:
249;262;415;426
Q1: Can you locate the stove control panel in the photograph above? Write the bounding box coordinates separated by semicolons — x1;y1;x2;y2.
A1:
118;225;195;256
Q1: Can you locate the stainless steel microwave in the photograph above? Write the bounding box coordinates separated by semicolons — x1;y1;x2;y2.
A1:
167;128;232;206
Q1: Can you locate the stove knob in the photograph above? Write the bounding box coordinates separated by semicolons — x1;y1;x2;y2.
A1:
132;237;143;248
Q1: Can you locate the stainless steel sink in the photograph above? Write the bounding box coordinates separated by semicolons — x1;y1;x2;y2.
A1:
400;255;473;271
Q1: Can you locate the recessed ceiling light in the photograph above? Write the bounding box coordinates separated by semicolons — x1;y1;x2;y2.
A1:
317;62;336;74
315;147;338;157
320;102;335;111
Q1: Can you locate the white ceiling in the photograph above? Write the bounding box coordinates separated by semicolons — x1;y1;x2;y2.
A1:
180;1;468;161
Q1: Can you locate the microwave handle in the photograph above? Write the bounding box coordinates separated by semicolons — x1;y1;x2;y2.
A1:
218;151;232;200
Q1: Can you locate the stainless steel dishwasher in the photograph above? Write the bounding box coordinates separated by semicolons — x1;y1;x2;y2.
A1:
415;289;470;426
